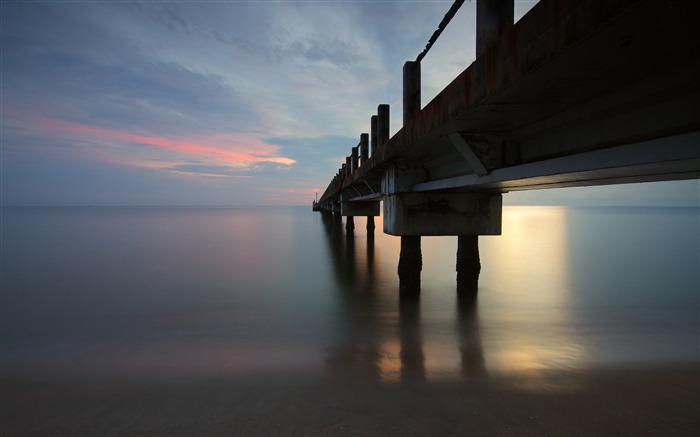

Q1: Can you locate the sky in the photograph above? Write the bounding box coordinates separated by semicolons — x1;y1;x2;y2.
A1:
1;0;698;207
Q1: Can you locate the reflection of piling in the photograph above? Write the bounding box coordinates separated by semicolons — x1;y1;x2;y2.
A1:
398;236;422;297
456;235;481;295
399;298;426;383
457;293;487;378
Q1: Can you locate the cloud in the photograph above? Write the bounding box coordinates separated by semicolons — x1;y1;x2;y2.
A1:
164;164;255;178
6;0;687;208
9;111;294;169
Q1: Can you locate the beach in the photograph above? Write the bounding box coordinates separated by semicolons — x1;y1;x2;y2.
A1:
3;364;698;436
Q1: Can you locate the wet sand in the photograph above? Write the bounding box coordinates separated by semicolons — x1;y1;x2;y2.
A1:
2;364;698;436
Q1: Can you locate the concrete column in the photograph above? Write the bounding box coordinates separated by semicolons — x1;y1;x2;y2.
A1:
403;61;421;125
366;216;375;234
399;61;423;298
398;235;422;297
476;0;514;57
377;104;390;150
346;215;355;234
456;235;481;294
370;115;378;156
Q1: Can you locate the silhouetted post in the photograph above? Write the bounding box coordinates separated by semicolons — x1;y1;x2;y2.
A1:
377;104;390;150
476;0;514;57
366;216;375;234
456;235;481;294
403;61;421;125
351;146;359;173
359;133;369;165
398;61;423;298
370;115;378;156
345;156;351;176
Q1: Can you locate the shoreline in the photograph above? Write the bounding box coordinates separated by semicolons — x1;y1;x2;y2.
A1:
3;363;698;436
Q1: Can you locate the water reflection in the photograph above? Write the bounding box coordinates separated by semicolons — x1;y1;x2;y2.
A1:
479;206;587;390
457;294;487;378
399;299;426;383
321;207;595;392
322;214;487;385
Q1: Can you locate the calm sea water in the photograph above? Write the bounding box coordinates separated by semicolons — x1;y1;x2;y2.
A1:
2;206;698;386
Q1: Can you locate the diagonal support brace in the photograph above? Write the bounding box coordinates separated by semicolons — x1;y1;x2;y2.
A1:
449;132;489;176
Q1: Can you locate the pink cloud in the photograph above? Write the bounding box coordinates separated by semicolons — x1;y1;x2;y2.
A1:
23;112;296;168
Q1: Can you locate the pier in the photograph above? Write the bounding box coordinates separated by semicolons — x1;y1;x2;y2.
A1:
315;0;700;296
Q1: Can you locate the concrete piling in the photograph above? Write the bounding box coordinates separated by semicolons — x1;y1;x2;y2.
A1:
398;236;422;297
456;235;481;294
346;215;355;234
366;216;375;234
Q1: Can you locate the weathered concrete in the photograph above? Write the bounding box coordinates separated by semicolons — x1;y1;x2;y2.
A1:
341;201;380;217
383;193;502;236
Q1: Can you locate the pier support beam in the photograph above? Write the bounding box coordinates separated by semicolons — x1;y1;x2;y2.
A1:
398;235;422;298
456;235;481;295
341;201;380;217
383;193;502;236
367;216;375;234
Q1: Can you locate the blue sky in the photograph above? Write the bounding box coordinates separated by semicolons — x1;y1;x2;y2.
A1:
2;1;697;206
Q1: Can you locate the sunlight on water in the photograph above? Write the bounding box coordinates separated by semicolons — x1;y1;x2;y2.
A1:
480;207;586;379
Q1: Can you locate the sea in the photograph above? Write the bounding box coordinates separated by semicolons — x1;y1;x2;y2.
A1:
2;205;698;387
